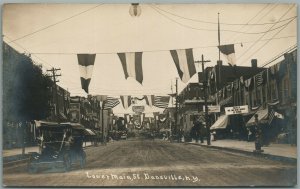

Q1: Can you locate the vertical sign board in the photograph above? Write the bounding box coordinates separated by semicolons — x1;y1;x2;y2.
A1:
69;103;80;123
225;105;249;115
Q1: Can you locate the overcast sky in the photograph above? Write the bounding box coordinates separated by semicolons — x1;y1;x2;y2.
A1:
3;3;297;114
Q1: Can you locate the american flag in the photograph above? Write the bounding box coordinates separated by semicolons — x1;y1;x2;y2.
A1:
154;96;170;109
268;109;275;125
103;97;120;110
255;71;263;86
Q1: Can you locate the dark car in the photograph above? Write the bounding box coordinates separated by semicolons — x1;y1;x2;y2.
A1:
27;122;88;173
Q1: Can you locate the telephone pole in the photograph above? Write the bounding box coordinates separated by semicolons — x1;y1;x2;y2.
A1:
195;55;211;145
47;68;61;122
175;78;178;142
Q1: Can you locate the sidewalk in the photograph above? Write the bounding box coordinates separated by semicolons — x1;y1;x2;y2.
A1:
2;141;94;159
189;139;297;162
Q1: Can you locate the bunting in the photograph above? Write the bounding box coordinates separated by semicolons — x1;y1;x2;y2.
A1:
170;48;196;83
117;52;143;84
145;95;155;107
154;96;170;109
120;95;132;109
103;97;120;110
255;71;264;87
77;54;96;93
218;44;236;66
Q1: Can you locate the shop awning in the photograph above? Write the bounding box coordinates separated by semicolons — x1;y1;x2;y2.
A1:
210;115;229;130
84;128;96;136
246;108;268;127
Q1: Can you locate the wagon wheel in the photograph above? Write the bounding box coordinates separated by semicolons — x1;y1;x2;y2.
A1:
63;154;71;172
80;151;86;169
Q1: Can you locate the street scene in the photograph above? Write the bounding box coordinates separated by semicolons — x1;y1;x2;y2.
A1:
2;3;297;187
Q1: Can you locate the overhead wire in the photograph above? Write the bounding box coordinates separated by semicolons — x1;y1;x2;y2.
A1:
239;17;296;65
153;4;296;26
149;5;296;35
237;4;296;64
7;4;104;43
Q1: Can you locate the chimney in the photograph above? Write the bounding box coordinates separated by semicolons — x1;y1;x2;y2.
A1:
251;59;257;68
217;60;222;67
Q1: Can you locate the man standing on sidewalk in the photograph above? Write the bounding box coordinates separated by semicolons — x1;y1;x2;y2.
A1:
254;114;264;153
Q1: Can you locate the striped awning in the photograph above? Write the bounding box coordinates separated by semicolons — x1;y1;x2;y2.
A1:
246;108;268;127
210;115;229;130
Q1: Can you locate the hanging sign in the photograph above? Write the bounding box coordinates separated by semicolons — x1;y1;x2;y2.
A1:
132;106;145;113
225;105;249;115
203;105;220;113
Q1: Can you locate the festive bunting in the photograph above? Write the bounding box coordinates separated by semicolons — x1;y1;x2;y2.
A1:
218;44;236;66
170;48;196;83
77;54;96;93
145;95;155;107
117;52;143;84
255;71;264;87
154;96;170;109
103;97;120;110
120;95;132;109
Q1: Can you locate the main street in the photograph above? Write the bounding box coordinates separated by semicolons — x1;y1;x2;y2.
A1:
3;139;296;187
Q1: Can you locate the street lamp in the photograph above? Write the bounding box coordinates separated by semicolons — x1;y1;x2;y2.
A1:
129;3;141;17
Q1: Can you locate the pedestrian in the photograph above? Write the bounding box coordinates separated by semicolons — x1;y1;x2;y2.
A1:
254;114;264;153
194;117;204;143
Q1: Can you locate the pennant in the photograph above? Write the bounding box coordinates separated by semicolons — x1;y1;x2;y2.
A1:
170;48;196;83
218;44;236;66
154;96;170;109
103;97;120;110
77;54;96;93
120;95;132;109
145;95;155;107
117;52;143;84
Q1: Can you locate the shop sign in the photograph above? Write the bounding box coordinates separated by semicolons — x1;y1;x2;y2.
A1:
225;105;249;115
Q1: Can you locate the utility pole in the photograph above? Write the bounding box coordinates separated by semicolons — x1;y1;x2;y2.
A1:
195;55;211;145
47;68;61;122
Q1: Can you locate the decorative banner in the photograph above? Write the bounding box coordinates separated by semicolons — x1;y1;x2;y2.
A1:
103;97;120;110
132;106;145;113
154;96;170;109
144;95;155;107
225;105;249;115
170;48;196;83
117;52;143;84
77;54;96;93
218;44;236;66
120;95;132;109
133;114;142;129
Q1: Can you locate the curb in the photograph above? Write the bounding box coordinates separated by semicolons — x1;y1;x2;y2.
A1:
187;142;297;164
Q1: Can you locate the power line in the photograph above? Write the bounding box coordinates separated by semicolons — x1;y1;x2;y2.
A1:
153;4;296;26
150;5;296;35
239;17;296;65
25;35;295;55
237;4;296;63
7;4;103;43
262;44;297;68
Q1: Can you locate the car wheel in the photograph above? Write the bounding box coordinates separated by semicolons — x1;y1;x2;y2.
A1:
63;154;71;172
80;151;86;169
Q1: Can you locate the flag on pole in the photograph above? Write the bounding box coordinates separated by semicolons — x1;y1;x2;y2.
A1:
145;95;155;107
77;54;96;93
154;96;170;109
120;95;132;109
117;52;143;84
170;48;196;83
218;44;236;66
103;97;120;110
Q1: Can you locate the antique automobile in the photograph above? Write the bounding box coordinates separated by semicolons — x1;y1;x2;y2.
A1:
27;122;90;173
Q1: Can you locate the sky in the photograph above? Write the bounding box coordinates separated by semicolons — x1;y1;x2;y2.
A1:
3;3;297;115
